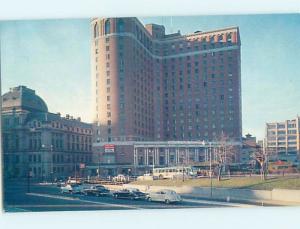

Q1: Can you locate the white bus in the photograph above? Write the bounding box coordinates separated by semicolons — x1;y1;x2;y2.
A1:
152;166;196;179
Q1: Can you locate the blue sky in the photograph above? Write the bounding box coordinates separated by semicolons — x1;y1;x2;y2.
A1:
1;14;299;140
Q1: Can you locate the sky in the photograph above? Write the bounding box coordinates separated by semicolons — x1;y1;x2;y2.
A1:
1;14;299;140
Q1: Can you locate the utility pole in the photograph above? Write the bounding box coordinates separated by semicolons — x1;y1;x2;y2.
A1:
209;142;212;198
98;152;101;179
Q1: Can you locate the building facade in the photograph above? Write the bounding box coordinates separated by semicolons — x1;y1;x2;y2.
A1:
265;116;300;162
241;133;258;164
89;140;241;176
91;17;242;143
2;86;93;180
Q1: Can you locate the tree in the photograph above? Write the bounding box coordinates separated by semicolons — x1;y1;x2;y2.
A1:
251;146;267;180
214;132;236;181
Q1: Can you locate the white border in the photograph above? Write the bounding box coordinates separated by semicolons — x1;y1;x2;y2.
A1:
1;0;300;229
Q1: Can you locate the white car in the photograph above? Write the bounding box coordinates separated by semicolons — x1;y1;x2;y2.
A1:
61;184;82;194
146;189;182;204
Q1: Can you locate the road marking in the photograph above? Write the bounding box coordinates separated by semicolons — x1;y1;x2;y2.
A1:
5;206;30;212
27;193;80;201
26;193;142;210
182;198;257;208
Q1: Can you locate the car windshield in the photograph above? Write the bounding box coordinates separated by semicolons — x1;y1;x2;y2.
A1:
95;185;105;189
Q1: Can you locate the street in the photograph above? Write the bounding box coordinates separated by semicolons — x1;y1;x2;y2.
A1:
2;180;258;212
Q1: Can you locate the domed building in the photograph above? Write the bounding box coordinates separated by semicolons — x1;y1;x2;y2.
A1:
2;85;48;113
2;86;93;180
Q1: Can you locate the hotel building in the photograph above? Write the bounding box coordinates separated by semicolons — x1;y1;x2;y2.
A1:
90;17;242;175
92;17;241;142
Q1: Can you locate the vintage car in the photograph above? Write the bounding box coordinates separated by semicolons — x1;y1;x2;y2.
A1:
146;189;182;204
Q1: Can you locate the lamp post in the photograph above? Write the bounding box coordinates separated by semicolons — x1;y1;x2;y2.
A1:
203;140;213;198
42;144;53;183
98;152;101;179
209;142;212;198
50;145;54;184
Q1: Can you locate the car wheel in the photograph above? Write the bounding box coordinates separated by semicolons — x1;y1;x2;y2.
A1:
147;197;152;202
165;199;170;204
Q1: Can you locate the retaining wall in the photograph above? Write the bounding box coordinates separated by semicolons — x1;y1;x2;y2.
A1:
121;184;300;204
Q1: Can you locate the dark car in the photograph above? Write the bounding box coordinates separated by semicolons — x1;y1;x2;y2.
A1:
112;189;140;200
126;188;147;200
83;185;110;197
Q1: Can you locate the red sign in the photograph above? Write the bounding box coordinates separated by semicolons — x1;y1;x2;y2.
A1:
104;144;115;153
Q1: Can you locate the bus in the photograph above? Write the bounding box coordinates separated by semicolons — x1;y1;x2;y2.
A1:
152;166;196;179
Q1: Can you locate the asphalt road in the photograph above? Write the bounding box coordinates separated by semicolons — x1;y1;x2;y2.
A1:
3;180;261;212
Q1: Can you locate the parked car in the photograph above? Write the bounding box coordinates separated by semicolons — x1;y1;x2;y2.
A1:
126;188;147;200
61;184;82;194
146;189;182;204
56;181;66;187
112;189;140;200
83;185;110;197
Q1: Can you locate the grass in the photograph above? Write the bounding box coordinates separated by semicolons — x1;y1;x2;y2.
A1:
131;176;300;190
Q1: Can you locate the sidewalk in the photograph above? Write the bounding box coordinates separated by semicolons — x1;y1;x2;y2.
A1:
181;194;300;207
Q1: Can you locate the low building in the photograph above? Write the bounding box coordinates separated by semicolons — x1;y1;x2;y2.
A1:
2;86;93;180
89;140;241;176
241;133;259;164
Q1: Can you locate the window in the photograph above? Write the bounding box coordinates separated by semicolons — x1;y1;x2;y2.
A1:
117;19;125;32
227;33;232;42
105;20;111;34
218;34;223;42
94;23;99;38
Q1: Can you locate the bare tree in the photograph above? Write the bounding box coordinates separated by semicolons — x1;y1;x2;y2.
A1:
214;132;236;181
251;146;267;180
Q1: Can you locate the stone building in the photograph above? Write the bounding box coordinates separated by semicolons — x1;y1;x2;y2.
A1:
2;86;93;180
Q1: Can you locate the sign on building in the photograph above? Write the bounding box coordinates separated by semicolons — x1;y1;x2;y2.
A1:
104;144;115;153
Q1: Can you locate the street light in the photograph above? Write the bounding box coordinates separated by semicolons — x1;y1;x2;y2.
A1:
98;152;101;179
202;140;213;198
41;144;54;183
209;142;212;198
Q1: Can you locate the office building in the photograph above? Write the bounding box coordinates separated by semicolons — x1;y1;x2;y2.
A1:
265;116;300;162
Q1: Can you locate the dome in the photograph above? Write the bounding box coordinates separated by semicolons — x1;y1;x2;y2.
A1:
2;86;48;113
